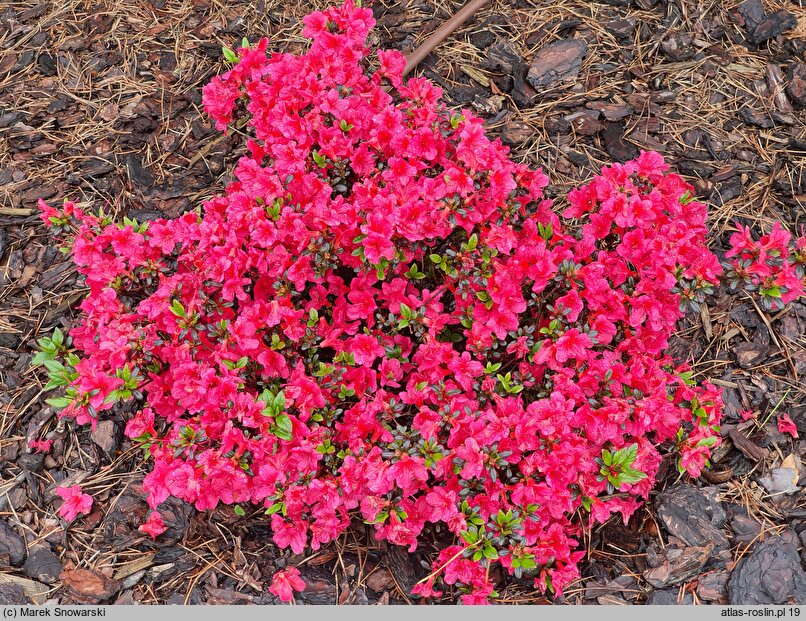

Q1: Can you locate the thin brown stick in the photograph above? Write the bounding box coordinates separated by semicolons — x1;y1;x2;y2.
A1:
403;0;490;76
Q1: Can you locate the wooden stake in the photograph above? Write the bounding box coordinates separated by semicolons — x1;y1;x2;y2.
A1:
403;0;490;77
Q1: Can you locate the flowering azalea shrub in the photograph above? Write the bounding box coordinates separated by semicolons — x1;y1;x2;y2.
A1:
35;0;804;604
723;222;805;311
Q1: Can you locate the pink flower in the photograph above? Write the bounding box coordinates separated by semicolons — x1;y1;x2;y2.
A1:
271;515;308;554
778;413;799;438
56;485;94;522
739;409;757;421
554;329;593;363
139;511;167;539
411;577;443;598
28;439;53;453
269;567;306;603
348;334;384;367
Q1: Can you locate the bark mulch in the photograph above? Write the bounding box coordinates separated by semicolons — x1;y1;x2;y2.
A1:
0;0;804;606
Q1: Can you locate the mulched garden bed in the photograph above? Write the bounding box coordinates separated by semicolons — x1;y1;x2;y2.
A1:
0;0;804;605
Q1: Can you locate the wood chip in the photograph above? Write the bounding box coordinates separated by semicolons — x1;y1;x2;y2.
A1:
60;568;121;601
0;573;50;604
527;39;587;90
112;552;156;581
729;428;769;462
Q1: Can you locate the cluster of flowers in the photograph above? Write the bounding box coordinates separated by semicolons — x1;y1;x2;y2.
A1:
35;1;802;603
723;222;805;311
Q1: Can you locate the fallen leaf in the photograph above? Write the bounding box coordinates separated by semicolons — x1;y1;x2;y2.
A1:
60;568;121;601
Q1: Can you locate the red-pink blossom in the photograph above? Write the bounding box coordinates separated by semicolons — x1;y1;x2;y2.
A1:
269;567;306;603
139;511;167;539
778;413;799;438
28;439;53;453
56;486;94;522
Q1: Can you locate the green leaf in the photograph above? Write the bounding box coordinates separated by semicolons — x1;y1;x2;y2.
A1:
338;384;356;399
45;397;71;409
52;328;64;347
611;443;638;467
37;338;55;352
272;414;293;441
240;37;249;49
170;299;186;317
476;290;491;303
618;466;648;485
460;527;479;544
44;379;64;391
679;370;695;386
695;436;718;448
234;505;246;516
222;46;238;63
760;284;781;298
404;264;425;280
43;360;66;375
368;511;388;525
312;150;327;168
265;502;283;516
31;351;53;366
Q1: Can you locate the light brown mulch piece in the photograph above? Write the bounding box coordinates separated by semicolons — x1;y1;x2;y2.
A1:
643;544;714;588
203;586;257;605
0;573;50;604
90;420;120;454
697;569;730;603
733;341;771;368
60;568;121;602
364;567;396;593
656;485;729;550
526;39;587;90
787;63;806;107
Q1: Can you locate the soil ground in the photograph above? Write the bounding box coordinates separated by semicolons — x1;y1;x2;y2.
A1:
0;0;804;606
